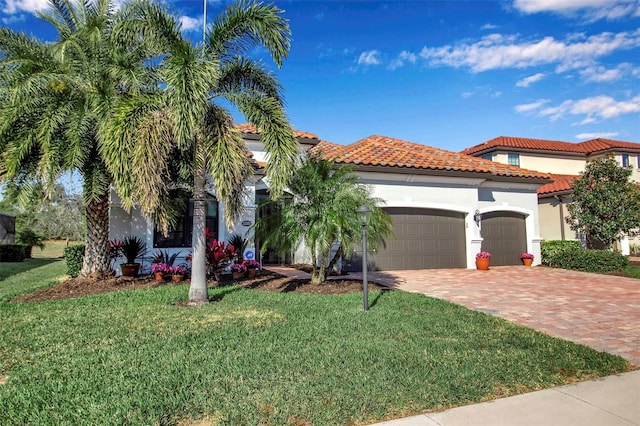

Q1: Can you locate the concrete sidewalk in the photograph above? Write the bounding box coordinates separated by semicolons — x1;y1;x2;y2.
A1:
371;370;640;426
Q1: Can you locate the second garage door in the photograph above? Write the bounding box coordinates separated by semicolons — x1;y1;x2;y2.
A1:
366;207;467;270
481;211;527;266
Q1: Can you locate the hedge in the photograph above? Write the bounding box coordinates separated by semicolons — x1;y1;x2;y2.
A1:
541;240;629;273
64;244;85;278
540;240;582;265
0;244;31;262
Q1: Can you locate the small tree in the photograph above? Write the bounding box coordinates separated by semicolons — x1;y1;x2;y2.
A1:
255;156;393;284
566;156;640;248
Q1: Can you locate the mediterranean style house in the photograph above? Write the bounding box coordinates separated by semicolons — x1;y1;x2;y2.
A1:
109;126;551;272
462;136;640;253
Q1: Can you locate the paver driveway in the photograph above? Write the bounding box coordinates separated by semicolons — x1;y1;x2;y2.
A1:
353;266;640;366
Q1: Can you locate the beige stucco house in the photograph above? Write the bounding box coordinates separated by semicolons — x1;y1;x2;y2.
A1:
462;136;640;253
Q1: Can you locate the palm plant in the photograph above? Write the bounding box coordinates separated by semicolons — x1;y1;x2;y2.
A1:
102;0;298;305
254;156;393;284
0;0;157;277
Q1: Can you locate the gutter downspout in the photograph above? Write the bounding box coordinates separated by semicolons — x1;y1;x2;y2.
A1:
554;195;565;240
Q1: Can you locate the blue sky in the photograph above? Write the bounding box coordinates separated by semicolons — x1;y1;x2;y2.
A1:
2;0;639;152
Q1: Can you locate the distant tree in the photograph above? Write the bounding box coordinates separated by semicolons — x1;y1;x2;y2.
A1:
0;183;85;241
566;156;640;248
255;156;393;284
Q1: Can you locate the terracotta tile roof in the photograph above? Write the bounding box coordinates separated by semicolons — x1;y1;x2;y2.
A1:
537;174;578;196
312;135;551;180
237;123;318;140
462;136;640;156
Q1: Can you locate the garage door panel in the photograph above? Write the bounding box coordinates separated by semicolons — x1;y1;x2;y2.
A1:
361;207;466;271
481;211;527;266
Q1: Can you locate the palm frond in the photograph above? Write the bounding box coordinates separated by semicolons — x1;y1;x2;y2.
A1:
201;105;253;226
231;93;298;198
218;57;283;104
208;1;291;66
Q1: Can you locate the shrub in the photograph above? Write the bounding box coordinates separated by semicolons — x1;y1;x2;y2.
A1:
0;244;30;262
540;240;582;265
64;244;85;278
548;247;628;273
16;229;45;252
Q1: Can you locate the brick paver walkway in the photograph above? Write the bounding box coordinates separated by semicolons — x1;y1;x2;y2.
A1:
343;266;640;366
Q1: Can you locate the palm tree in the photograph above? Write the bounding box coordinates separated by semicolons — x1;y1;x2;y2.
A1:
255;155;393;284
102;0;299;305
0;0;155;277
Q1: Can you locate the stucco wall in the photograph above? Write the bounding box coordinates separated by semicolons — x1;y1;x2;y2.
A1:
492;152;585;175
538;196;578;241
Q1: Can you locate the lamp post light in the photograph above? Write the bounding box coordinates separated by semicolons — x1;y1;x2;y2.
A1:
356;205;371;311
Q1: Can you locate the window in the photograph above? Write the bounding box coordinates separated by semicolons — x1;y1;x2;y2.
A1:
637;155;640;168
507;152;520;167
154;196;218;248
481;153;493;161
621;154;630;168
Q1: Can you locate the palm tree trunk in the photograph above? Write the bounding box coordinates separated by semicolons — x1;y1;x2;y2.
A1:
326;244;344;275
80;189;111;278
311;253;327;285
189;140;209;305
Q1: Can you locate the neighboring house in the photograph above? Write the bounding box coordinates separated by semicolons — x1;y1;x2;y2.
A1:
0;211;16;244
462;136;640;252
109;129;551;271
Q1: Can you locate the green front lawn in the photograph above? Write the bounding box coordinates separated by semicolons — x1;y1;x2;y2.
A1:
0;261;631;425
624;265;640;279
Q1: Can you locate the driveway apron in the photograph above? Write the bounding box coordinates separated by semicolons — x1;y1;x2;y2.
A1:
354;266;640;366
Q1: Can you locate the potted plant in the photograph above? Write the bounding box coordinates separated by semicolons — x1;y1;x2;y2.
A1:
520;252;534;267
151;262;169;281
230;263;247;280
475;251;491;270
205;236;238;280
227;234;248;263
151;250;181;280
116;236;146;277
169;265;187;283
243;259;261;278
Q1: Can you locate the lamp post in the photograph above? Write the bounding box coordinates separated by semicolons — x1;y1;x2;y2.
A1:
356;205;371;311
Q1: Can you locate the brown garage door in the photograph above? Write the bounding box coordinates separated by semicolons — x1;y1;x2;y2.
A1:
366;207;466;271
481;211;527;266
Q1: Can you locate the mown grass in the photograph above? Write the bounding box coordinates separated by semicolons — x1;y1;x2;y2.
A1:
0;259;65;297
623;265;640;279
0;263;631;425
32;240;83;259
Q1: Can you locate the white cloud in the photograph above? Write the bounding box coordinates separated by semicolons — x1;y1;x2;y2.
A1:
357;50;382;66
579;63;640;82
388;50;417;70
575;131;620;139
3;0;49;13
514;99;550;112
481;23;499;30
179;15;202;33
524;94;640;122
419;30;640;73
513;0;640;21
516;72;546;87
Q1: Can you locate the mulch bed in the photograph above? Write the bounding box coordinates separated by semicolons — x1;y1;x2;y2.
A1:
13;270;387;303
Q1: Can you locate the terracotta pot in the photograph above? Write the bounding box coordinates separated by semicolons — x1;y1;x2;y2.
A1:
154;271;165;281
172;274;184;283
522;258;533;267
120;263;140;277
475;258;490;270
246;267;257;278
232;271;244;280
